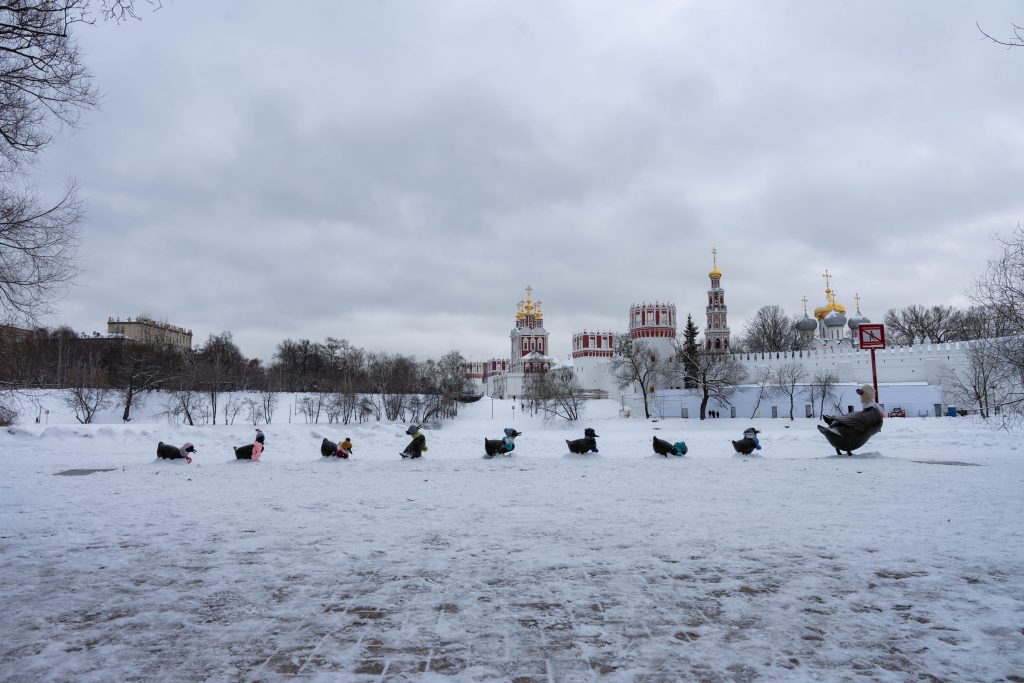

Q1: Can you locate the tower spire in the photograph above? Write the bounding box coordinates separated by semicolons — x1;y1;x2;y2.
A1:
709;247;722;278
705;250;729;352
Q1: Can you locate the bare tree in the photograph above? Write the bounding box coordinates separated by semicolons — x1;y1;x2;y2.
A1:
668;342;747;419
770;363;807;420
748;368;774;419
945;340;1013;419
63;352;114;423
0;185;81;322
883;304;964;345
259;388;277;424
222;392;246;425
0;1;159;322
195;332;246;425
297;392;328;424
526;368;587;422
970;225;1024;334
808;371;839;418
969;225;1024;386
160;387;207;426
742;305;810;352
958;305;1013;341
0;396;15;425
610;336;659;419
110;341;179;422
329;388;357;425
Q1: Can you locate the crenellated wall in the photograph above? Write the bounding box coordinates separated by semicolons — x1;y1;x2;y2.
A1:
732;341;970;385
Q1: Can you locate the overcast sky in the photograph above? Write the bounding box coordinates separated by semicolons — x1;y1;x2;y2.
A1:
36;0;1024;363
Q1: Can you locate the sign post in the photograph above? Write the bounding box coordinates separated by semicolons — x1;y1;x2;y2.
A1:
857;324;886;402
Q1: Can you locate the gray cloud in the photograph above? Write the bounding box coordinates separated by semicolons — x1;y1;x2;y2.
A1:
34;0;1024;362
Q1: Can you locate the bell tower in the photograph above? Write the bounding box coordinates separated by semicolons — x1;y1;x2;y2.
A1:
705;248;731;352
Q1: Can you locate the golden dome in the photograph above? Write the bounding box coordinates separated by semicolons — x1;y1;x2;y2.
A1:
814;271;847;320
516;286;538;319
709;247;722;278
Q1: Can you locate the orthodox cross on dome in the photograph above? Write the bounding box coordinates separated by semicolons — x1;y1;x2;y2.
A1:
823;269;832;293
802;296;809;315
709;247;722;278
854;293;861;313
523;286;535;314
516;286;542;322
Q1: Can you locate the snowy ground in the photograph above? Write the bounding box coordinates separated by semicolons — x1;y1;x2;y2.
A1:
1;397;1023;682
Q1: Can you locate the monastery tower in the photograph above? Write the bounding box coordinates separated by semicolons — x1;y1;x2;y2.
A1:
629;301;677;360
705;248;731;352
510;286;552;374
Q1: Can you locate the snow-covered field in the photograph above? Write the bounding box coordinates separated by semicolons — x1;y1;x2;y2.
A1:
2;397;1023;681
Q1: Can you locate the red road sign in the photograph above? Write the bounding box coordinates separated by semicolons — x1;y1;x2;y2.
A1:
858;323;886;349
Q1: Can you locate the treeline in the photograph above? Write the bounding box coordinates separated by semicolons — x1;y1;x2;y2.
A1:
0;330;471;425
735;303;1005;353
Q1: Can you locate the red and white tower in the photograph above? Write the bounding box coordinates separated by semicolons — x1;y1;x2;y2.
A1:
572;331;615;359
510;286;552;373
705;248;731;352
629;301;677;359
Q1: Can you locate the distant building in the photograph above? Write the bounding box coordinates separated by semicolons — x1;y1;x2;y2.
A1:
473;287;554;399
464;358;510;394
107;316;193;352
510;287;552;374
0;323;33;343
705;248;731;352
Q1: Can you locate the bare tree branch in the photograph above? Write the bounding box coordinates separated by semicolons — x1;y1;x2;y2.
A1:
977;21;1024;48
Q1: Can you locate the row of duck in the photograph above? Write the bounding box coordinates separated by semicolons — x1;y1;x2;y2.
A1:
154;425;774;462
